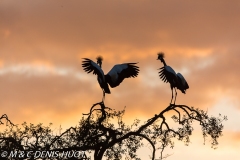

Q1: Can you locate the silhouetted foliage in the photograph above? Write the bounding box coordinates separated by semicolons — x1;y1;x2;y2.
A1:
0;101;227;160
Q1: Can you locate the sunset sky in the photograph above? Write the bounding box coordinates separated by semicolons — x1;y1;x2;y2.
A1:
1;0;240;159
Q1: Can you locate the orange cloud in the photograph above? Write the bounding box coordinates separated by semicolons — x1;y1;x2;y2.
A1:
0;1;240;159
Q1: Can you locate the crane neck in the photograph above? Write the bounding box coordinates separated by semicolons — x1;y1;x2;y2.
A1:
161;59;167;66
97;62;102;68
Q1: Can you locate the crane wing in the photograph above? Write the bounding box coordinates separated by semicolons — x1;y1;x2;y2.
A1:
106;63;139;88
176;73;189;90
158;66;177;84
158;67;168;83
82;58;105;79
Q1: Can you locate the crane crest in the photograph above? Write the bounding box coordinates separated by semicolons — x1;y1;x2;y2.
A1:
157;52;165;59
96;56;103;67
96;56;103;62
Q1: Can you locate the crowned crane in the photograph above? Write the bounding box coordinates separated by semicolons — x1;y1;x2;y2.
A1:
157;52;189;104
82;56;139;101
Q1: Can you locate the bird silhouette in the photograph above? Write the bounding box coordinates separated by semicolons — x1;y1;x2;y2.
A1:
82;56;139;101
157;52;189;104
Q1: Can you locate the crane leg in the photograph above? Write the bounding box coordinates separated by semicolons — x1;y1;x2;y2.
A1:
170;88;173;104
102;90;105;102
173;88;177;105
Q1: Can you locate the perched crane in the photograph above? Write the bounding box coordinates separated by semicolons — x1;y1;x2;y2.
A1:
82;56;139;101
157;52;189;104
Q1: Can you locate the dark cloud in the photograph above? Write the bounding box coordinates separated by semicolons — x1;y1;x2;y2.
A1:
1;1;240;64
